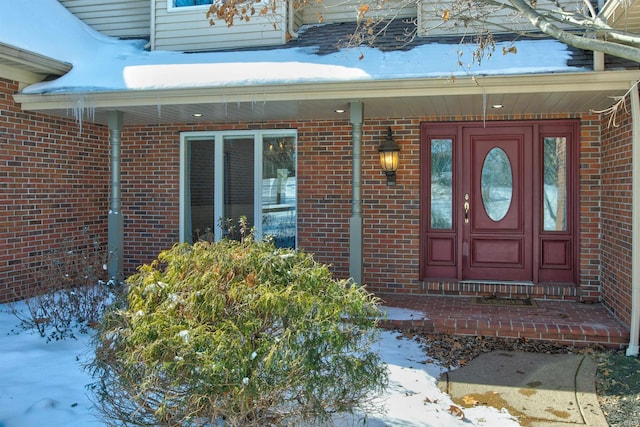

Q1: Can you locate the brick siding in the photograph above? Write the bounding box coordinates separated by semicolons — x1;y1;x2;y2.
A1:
1;76;633;330
579;113;604;301
0;78;109;302
118;113;601;298
600;96;634;325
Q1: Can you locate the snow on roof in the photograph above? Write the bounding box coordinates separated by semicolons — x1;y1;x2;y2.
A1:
2;0;583;95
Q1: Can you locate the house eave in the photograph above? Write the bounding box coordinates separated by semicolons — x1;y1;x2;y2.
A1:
0;42;72;85
13;70;640;125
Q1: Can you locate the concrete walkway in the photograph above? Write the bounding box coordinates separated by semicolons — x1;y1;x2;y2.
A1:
437;351;607;426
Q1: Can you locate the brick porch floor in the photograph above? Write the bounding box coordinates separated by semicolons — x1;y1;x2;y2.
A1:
377;293;631;348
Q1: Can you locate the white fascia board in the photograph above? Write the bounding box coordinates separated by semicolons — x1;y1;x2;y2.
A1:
13;70;640;111
0;42;72;80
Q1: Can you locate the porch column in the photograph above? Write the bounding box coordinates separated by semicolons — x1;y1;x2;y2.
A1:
349;102;364;284
108;111;124;282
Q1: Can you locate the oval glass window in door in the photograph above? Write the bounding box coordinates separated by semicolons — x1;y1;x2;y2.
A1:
481;147;512;221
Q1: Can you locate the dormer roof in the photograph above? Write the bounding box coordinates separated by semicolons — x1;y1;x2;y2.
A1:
0;42;71;85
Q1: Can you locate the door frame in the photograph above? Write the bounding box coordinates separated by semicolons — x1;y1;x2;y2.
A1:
419;120;580;285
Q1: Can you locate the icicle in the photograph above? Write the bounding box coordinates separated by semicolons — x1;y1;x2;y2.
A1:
68;95;95;134
482;87;486;128
70;96;84;134
156;99;162;120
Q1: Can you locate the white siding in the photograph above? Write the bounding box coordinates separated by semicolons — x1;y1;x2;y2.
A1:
59;0;150;39
292;6;304;30
153;0;287;51
300;0;417;25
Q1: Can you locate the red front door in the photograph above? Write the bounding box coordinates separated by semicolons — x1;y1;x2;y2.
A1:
420;120;578;285
461;126;533;281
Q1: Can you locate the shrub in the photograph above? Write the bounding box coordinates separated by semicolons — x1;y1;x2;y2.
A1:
88;236;387;427
8;233;116;342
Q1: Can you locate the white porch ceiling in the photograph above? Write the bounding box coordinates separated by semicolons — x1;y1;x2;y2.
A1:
13;71;640;126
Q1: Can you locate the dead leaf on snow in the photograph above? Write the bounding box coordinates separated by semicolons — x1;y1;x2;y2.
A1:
448;405;465;419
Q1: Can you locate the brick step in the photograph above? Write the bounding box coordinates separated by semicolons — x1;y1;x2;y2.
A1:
377;294;630;348
421;281;581;301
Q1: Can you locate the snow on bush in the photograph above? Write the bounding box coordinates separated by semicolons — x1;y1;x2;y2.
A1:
87;234;387;426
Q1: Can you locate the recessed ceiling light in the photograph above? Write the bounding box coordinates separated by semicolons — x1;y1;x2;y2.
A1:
334;109;346;114
192;113;203;117
491;104;504;109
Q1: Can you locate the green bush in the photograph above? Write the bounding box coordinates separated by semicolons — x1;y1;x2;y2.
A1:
88;236;387;426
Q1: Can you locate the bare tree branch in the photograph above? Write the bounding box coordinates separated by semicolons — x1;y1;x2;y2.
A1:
205;0;640;63
507;0;640;62
591;80;640;127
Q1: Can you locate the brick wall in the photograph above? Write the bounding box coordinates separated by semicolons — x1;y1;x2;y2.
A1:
297;122;353;277
120;126;182;273
361;120;421;294
119;121;357;278
2;80;622;320
600;98;634;325
579;113;604;301
0;78;110;302
118;120;423;289
117;113;602;301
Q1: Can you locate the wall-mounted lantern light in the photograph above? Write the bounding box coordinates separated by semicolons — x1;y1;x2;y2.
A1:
378;126;400;186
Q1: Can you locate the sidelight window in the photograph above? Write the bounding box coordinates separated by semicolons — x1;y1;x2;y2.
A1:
543;137;567;231
430;138;453;229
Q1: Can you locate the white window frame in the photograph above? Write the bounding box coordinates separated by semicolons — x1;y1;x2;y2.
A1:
179;129;298;244
167;0;213;13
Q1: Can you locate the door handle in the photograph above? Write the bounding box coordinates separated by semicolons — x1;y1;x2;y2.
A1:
464;194;470;224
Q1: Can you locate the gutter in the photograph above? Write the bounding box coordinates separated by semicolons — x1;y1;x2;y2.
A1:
14;70;640;111
149;0;156;50
349;102;363;284
628;81;640;357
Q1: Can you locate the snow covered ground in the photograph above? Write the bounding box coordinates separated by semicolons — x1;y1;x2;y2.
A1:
0;302;520;427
